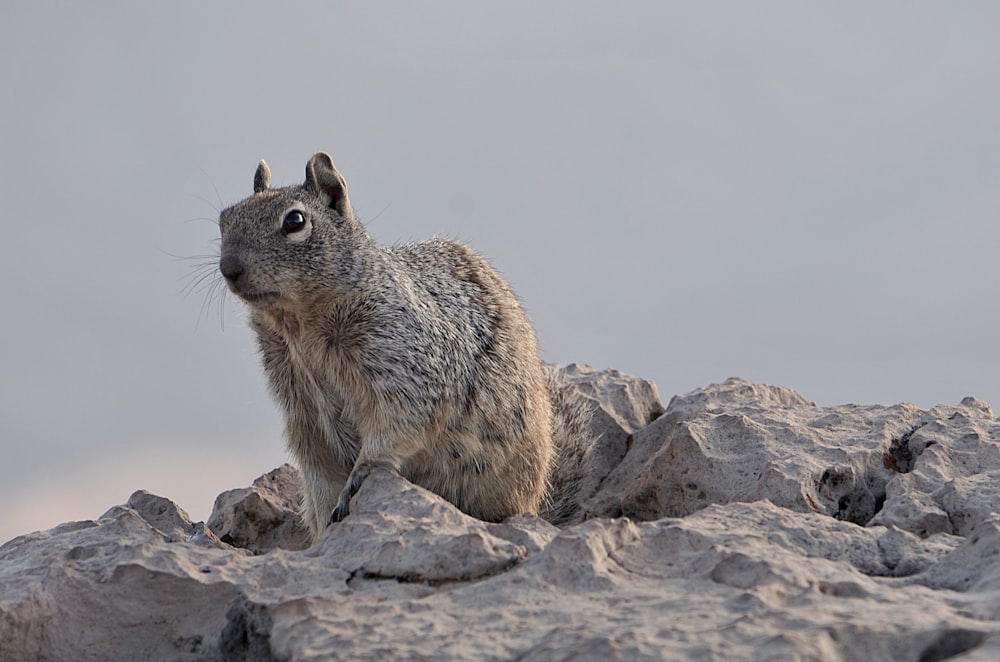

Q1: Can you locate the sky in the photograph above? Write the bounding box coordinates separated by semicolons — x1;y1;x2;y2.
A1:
2;3;998;544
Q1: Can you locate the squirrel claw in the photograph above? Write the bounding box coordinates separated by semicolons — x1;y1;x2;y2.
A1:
328;501;349;526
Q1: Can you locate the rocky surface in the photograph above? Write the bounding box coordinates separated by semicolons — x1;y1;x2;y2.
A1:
3;366;1000;660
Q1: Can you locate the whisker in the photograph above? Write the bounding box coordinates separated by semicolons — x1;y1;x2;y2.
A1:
164;245;232;332
181;214;221;227
172;167;229;332
198;166;226;211
189;269;232;332
182;267;221;298
202;280;224;331
361;202;392;228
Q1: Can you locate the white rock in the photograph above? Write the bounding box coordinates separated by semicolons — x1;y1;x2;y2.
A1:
2;373;999;661
208;464;310;554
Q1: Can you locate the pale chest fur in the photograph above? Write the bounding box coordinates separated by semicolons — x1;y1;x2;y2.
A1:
253;308;367;471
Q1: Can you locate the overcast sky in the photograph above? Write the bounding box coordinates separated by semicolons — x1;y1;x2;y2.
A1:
2;3;998;543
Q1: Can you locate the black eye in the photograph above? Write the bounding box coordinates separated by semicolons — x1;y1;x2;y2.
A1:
282;210;306;235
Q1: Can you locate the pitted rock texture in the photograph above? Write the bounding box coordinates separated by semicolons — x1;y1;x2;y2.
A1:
595;378;1000;538
2;368;999;661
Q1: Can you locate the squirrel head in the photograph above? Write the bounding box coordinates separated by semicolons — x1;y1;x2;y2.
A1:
218;152;367;310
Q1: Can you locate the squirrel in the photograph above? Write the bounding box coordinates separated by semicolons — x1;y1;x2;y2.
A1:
218;153;589;542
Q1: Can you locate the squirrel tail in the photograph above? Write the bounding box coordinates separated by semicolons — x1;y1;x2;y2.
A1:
539;364;599;526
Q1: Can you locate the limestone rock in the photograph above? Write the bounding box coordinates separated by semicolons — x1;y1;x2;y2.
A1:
591;377;1000;542
545;362;665;522
208;464;310;554
3;372;1000;661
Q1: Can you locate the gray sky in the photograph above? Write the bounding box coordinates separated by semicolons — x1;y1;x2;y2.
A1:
2;3;998;543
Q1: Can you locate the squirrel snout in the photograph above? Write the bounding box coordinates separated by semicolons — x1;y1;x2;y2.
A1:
219;254;245;282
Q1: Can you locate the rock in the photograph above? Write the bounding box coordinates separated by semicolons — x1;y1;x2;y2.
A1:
590;377;1000;540
208;464;310;553
2;373;1000;660
313;467;558;584
544;362;665;522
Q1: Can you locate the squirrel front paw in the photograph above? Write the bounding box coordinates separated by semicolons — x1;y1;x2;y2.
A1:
327;461;391;526
328;477;358;525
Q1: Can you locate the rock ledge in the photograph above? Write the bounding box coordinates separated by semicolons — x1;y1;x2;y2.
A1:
2;367;999;661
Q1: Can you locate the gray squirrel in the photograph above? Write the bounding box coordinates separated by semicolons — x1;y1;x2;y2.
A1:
218;153;589;542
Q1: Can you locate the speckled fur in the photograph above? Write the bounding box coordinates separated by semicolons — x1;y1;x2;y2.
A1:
218;153;556;542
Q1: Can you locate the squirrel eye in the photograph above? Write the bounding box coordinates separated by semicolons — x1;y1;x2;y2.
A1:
282;210;307;235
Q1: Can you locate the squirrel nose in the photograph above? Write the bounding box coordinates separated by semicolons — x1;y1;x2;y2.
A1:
219;254;245;282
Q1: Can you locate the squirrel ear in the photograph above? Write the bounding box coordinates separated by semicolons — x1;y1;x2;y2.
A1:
253;160;271;193
305;152;352;218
